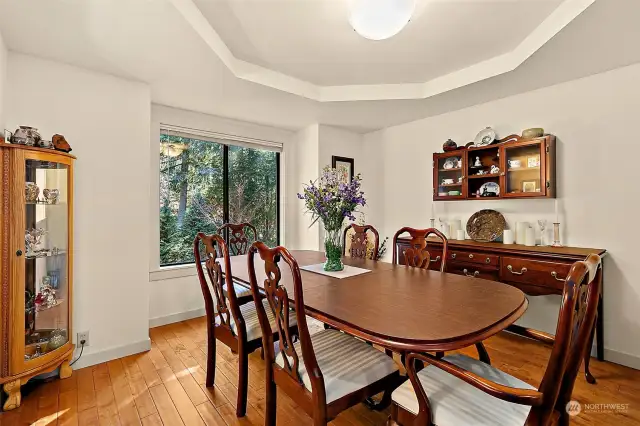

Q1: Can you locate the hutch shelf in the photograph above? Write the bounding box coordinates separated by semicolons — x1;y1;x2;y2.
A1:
433;135;556;201
0;144;75;411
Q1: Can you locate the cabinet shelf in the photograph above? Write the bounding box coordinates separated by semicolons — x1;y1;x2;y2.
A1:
438;168;462;172
438;183;462;187
468;173;500;179
25;249;67;260
508;167;540;172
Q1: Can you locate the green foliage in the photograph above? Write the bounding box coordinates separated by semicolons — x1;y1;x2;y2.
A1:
159;135;278;266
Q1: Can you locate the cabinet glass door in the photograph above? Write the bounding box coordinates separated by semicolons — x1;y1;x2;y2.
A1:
434;153;465;200
502;141;547;197
23;158;70;362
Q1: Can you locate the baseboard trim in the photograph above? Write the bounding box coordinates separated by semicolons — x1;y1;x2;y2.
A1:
71;338;151;370
149;308;206;328
598;347;640;370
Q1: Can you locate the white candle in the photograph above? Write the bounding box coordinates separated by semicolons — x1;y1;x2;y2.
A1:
456;229;465;240
525;228;536;247
554;199;559;223
503;230;514;244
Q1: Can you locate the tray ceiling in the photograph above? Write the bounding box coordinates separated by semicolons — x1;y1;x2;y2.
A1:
195;0;562;86
173;0;593;101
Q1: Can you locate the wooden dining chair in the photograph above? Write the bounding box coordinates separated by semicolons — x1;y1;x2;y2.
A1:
388;254;602;426
218;222;258;303
392;227;448;272
247;242;401;426
391;226;488;362
194;233;298;417
343;223;380;260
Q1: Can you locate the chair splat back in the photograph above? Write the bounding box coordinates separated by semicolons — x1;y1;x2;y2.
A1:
343;223;380;260
218;222;258;256
247;242;322;391
535;254;602;423
194;233;242;335
392;227;449;272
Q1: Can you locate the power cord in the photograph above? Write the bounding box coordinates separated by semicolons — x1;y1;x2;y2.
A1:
69;339;86;367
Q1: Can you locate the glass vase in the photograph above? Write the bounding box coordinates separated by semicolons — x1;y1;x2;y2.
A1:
323;227;344;272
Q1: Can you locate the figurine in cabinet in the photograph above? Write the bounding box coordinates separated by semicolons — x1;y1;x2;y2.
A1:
0;143;76;411
474;156;482;167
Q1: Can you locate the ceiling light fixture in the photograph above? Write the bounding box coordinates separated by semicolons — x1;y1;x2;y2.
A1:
348;0;416;41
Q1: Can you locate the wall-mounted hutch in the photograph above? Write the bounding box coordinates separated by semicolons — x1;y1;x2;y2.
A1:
0;144;75;411
433;135;556;201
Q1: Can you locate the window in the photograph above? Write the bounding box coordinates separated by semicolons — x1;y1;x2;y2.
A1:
159;127;280;266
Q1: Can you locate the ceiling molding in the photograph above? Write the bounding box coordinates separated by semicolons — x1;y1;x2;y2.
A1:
168;0;595;103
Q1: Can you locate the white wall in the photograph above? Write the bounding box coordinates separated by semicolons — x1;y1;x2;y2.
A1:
291;124;321;250
0;30;7;130
148;105;296;325
5;53;152;368
365;62;640;368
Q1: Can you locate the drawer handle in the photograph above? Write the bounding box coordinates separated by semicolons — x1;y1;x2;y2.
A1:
430;256;441;263
463;269;480;278
451;253;456;259
485;257;491;264
507;265;528;275
551;271;566;282
468;254;474;259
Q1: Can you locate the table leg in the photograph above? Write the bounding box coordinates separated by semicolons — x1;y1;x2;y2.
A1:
584;320;597;384
596;293;604;361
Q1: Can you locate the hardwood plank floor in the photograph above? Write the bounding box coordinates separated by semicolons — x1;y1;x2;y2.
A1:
2;315;639;425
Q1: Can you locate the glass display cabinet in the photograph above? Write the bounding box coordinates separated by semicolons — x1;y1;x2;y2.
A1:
0;144;75;411
433;151;466;200
432;136;555;201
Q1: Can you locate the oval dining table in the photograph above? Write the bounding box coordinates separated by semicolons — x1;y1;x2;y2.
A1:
223;250;528;354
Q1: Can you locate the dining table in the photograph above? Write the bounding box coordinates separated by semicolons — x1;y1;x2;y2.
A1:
223;250;528;354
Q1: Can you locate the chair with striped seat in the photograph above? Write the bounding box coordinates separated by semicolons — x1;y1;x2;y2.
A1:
388;254;602;426
194;233;298;418
218;222;258;303
248;242;401;425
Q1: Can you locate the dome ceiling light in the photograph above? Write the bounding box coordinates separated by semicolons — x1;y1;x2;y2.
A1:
348;0;416;41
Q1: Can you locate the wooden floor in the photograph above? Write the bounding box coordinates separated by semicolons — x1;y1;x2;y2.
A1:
1;316;640;425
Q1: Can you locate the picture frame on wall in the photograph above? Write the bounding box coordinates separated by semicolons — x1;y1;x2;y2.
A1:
332;156;354;184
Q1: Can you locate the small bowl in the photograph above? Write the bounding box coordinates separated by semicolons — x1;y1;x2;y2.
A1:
39;140;53;149
522;128;544;138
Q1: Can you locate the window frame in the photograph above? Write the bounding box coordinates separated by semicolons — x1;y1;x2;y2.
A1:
157;129;281;269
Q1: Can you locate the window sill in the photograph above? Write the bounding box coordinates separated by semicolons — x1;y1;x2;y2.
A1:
149;264;197;282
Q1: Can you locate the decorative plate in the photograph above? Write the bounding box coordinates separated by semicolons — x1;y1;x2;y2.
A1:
443;157;458;169
466;209;507;242
479;181;500;197
474;127;496;147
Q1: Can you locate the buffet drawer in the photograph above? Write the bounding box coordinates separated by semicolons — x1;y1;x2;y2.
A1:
449;250;499;269
396;243;443;271
500;257;572;291
448;262;500;281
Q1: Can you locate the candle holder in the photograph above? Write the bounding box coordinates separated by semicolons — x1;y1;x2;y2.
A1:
551;222;563;247
430;218;435;228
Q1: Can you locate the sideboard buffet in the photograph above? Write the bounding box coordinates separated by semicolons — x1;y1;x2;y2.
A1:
0;144;75;411
396;237;606;383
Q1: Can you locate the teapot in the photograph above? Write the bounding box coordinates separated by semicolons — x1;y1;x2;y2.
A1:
9;126;41;146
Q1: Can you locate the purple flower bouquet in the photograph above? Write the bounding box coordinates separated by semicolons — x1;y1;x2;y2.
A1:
298;166;366;271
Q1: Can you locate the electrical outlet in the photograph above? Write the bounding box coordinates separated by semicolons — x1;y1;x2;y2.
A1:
77;331;90;348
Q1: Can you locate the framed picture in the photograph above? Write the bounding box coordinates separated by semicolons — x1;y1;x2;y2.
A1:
332;156;354;184
522;181;538;192
527;155;540;168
